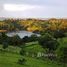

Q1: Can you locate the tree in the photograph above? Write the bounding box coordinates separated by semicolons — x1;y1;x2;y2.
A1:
20;43;26;55
1;33;9;49
2;42;8;49
10;35;21;46
18;44;26;65
22;36;29;43
29;34;38;42
57;44;67;64
38;33;59;52
53;30;65;39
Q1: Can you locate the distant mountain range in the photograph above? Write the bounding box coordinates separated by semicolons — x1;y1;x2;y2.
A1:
0;17;67;21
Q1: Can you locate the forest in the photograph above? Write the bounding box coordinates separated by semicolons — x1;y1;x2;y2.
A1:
0;18;67;32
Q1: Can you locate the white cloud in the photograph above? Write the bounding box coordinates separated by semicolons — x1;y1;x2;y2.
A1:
4;4;39;11
0;1;67;18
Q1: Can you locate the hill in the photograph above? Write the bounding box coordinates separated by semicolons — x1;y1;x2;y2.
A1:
0;18;67;32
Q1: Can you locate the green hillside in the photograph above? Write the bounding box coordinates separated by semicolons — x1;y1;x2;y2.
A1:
0;41;64;67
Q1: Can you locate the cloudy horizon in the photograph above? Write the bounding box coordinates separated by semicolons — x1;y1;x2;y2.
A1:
0;0;67;18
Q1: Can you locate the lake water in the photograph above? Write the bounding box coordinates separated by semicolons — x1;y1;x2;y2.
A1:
6;31;40;38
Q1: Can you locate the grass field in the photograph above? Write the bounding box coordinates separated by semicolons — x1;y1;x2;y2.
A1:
0;41;65;67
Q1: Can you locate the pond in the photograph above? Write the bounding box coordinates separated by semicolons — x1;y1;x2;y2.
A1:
6;31;40;38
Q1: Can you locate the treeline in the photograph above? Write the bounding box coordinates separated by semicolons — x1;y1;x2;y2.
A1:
0;18;67;32
0;33;38;47
0;19;25;32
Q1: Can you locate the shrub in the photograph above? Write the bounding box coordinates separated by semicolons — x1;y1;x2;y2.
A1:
20;45;26;55
18;58;26;65
57;44;67;63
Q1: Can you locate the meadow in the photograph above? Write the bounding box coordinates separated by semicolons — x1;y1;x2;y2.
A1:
0;41;65;67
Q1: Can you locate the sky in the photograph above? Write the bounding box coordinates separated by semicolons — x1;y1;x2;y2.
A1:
0;0;67;18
